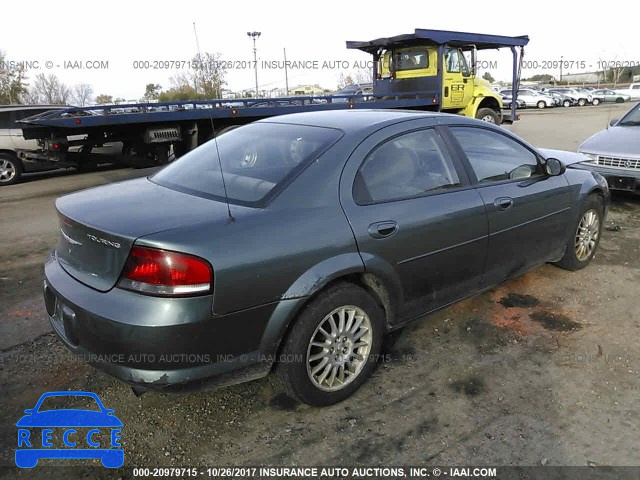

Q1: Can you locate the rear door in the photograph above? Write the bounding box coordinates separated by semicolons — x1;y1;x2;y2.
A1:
340;120;488;322
444;125;572;287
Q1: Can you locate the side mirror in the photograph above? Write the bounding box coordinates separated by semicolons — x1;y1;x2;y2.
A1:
609;119;618;127
545;158;565;176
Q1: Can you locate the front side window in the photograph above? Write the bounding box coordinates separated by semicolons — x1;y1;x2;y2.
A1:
354;129;461;204
449;127;541;183
444;49;470;76
152;123;341;206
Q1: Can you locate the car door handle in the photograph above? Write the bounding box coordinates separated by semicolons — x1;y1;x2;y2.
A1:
368;221;398;239
494;197;514;210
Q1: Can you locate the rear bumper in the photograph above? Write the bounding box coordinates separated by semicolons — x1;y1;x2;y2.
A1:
43;253;296;392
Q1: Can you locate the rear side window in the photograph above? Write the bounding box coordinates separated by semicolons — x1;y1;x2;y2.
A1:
151;122;341;206
449;127;541;183
394;48;429;71
0;112;12;129
354;129;461;205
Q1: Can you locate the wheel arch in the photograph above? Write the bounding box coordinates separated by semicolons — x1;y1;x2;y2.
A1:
262;257;402;366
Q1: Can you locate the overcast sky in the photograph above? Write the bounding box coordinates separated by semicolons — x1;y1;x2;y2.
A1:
1;0;637;100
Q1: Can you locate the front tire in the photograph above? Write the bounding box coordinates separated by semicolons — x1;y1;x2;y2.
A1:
578;98;587;106
0;153;23;186
554;195;604;271
276;283;384;406
537;100;546;109
475;108;500;124
563;99;572;107
592;98;601;106
615;97;624;103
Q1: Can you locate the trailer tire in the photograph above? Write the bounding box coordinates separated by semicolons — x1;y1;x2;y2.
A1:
0;153;23;186
475;108;500;124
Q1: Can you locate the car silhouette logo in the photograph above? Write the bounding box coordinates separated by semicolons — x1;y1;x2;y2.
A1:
15;391;123;468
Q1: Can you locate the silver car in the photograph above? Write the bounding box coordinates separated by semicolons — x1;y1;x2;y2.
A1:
504;89;555;109
576;101;640;193
590;89;631;104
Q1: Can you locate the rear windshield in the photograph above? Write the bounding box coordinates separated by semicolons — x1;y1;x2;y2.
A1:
151;122;342;206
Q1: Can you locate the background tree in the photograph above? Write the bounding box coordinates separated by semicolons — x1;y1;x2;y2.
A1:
71;83;94;106
95;94;113;104
30;73;71;104
0;50;28;104
157;52;227;101
482;72;495;83
336;73;355;89
524;74;554;83
192;52;226;98
143;83;162;101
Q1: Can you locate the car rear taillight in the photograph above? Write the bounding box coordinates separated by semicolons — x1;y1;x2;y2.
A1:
117;246;212;296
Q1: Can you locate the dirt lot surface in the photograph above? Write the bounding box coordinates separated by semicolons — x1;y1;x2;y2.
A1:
0;103;639;478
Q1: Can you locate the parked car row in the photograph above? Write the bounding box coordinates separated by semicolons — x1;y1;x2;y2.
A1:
497;85;635;109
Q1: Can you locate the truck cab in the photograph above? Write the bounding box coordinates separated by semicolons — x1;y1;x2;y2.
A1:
347;29;529;124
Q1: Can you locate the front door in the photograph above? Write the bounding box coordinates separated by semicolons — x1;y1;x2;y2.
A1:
442;48;473;110
445;125;572;287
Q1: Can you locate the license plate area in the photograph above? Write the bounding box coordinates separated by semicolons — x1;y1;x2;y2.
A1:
49;295;79;346
606;176;637;191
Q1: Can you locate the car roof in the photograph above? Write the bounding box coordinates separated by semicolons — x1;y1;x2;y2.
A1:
257;109;460;134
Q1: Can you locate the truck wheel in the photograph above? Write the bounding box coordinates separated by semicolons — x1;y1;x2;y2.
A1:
592;98;601;106
276;282;384;406
578;98;587;106
475;108;500;124
554;194;604;271
0;153;23;186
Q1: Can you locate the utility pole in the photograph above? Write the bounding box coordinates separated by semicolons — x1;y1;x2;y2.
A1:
247;31;261;97
284;48;289;96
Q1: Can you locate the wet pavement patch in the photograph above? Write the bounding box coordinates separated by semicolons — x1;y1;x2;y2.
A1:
529;311;581;331
499;293;541;308
450;376;485;396
270;393;298;411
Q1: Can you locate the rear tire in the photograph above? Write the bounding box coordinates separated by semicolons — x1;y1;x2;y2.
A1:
578;98;587;106
563;99;572;107
616;97;624;103
276;282;384;406
537;100;546;109
592;98;601;106
0;153;23;186
554;194;604;271
475;108;500;124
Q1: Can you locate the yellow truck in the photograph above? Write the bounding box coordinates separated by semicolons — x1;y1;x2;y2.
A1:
347;29;529;123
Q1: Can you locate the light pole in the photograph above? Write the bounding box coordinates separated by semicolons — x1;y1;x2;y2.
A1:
247;31;261;97
559;55;563;84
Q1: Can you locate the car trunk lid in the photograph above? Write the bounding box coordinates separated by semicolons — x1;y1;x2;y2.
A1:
55;177;241;292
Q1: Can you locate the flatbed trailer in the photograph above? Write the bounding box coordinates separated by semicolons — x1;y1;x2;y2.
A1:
15;29;529;176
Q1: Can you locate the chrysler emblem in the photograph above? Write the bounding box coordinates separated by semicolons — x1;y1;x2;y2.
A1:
60;229;83;246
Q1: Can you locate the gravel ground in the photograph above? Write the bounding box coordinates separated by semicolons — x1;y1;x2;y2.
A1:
0;104;638;479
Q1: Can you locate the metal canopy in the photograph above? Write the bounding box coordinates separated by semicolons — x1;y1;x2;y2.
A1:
346;29;529;53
